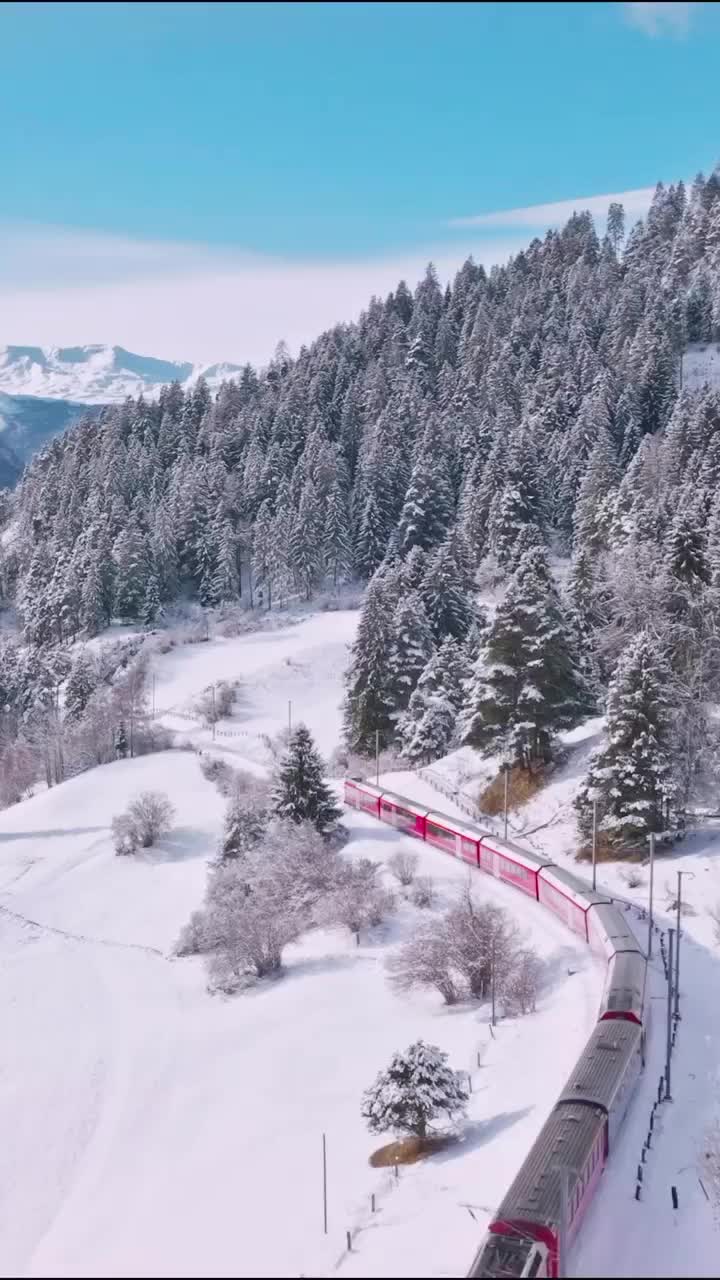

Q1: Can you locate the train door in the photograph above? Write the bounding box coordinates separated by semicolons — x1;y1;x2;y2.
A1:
522;1243;550;1278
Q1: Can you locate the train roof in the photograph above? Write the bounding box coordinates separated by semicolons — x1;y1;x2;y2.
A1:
589;902;645;955
345;778;384;796
480;833;553;872
379;790;432;817
557;1020;643;1113
539;864;613;911
600;950;647;1018
492;1102;606;1231
424;809;490;843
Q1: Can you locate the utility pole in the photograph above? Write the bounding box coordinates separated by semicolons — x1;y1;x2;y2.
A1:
665;928;674;1102
490;932;497;1028
322;1132;328;1235
591;798;598;892
674;871;694;1020
211;683;216;741
647;832;656;960
503;764;509;842
375;729;380;786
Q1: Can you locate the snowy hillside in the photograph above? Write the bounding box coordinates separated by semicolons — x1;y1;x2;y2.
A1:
0;345;243;404
0;609;602;1279
0;391;104;487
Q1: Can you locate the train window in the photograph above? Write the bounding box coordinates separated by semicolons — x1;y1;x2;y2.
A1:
427;822;453;843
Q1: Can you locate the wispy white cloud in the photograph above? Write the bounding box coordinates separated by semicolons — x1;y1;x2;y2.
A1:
449;186;656;231
622;2;700;37
0;223;529;367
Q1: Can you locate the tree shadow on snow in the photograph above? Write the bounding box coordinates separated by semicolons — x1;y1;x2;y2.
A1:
434;1107;535;1162
141;826;211;863
0;826;107;843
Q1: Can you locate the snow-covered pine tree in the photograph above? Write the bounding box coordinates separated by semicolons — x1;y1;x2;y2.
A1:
142;569;162;625
64;649;98;721
421;540;474;642
270;723;341;832
387;592;435;717
323;478;352;586
464;546;590;767
397;432;453;554
361;1040;468;1139
344;571;396;754
219;796;267;861
576;631;677;849
398;637;466;764
355;491;389;581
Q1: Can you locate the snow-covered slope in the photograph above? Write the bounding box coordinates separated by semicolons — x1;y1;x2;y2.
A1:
0;391;104;487
0;345;243;404
0;609;600;1279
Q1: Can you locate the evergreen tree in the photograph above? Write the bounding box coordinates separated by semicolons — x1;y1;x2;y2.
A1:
270;723;341;832
219;796;267;861
399;637;466;763
142;569;162;625
355;492;388;580
397;441;453;554
464;547;589;766
323;479;352;585
576;632;676;847
113;523;150;621
115;721;129;759
211;518;239;603
80;556;108;637
387;592;435;716
344;572;396;753
421;541;474;642
361;1040;468;1139
64;650;98;721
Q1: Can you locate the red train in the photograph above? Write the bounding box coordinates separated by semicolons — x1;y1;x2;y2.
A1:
343;776;649;1277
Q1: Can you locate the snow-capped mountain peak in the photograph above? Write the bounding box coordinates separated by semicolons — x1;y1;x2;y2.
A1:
0;344;243;404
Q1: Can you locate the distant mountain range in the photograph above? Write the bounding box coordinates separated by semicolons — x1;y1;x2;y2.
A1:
0;345;245;488
0;344;244;404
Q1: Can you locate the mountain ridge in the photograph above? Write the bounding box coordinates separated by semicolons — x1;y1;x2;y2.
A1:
0;343;244;404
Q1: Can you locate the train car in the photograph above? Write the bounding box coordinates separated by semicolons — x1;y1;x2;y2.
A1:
537;865;612;941
423;809;485;864
478;834;553;898
468;1102;607;1278
597;949;647;1026
342;778;384;817
378;790;430;838
557;1019;644;1147
587;901;643;962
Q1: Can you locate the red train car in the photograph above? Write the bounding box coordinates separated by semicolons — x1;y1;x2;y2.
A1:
537;866;612;941
378;791;429;838
478;834;551;899
343;778;384;817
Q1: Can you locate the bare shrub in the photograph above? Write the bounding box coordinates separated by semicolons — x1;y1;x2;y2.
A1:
410;875;436;909
112;812;139;856
388;849;419;887
175;909;208;956
126;791;175;848
621;866;645;890
502;948;543;1015
386;922;461;1005
0;737;38;807
322;858;395;942
480;764;547;816
195;680;236;726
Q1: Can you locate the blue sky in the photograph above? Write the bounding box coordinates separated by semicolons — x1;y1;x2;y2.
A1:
0;0;718;362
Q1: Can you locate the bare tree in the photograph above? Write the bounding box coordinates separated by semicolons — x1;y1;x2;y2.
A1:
502;948;542;1015
322;858;395;942
112;812;139;856
195;680;237;726
386;921;461;1005
0;737;38;807
702;1117;720;1224
388;849;419;887
201;860;304;991
410;875;436;909
125;791;175;848
447;886;519;1000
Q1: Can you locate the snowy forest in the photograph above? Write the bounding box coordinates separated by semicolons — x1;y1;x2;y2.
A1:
2;170;720;850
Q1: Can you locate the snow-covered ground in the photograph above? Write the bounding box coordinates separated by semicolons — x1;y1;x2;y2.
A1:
0;610;603;1279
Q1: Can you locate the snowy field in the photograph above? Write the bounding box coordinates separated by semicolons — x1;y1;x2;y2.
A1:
0;610;603;1279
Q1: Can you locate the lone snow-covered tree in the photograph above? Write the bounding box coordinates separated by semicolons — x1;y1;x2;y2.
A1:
576;631;677;849
270;723;341;833
464;546;590;767
361;1040;469;1139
